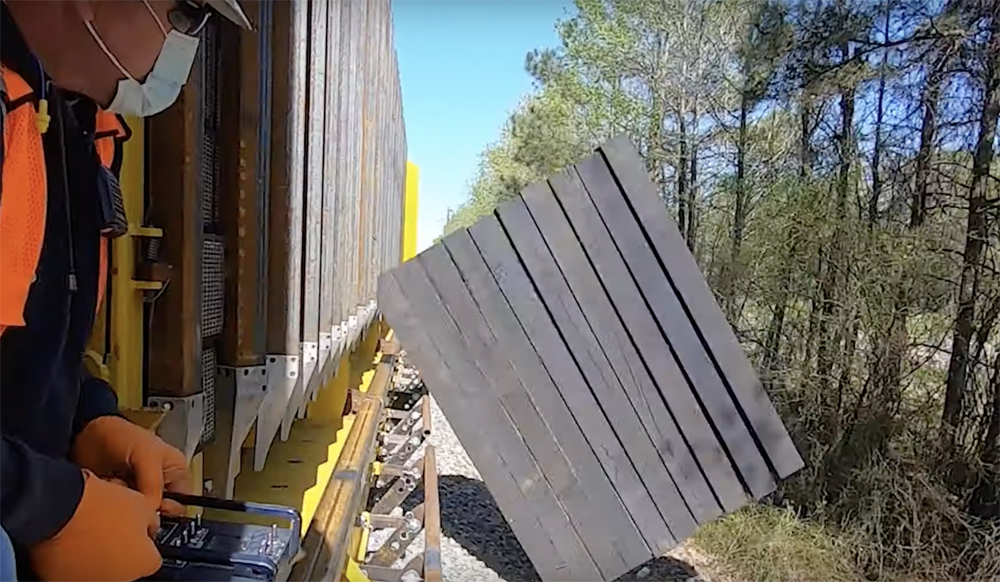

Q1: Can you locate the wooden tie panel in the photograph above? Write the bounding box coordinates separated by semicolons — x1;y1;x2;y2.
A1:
377;135;804;581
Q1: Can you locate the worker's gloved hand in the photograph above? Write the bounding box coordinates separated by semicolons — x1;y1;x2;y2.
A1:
71;415;193;516
29;470;162;582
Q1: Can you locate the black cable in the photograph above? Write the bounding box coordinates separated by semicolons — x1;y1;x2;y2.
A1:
50;80;78;293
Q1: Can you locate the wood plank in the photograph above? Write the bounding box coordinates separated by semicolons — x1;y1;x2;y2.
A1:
147;68;203;397
378;276;567;581
548;164;749;511
218;7;268;367
333;0;358;327
524;174;747;516
468;217;680;554
435;232;653;571
382;262;601;581
263;0;304;356
576;155;775;499
599;136;804;480
319;0;342;342
302;0;326;349
497;191;702;540
418;244;630;577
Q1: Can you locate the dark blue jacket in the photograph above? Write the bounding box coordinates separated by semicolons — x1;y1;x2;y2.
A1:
0;3;123;568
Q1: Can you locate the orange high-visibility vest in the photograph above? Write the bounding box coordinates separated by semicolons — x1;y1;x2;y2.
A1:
0;65;127;336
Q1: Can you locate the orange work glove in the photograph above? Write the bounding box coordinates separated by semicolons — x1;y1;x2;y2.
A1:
29;470;162;581
71;415;193;516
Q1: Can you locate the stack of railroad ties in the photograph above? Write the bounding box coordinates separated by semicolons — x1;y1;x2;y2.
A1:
378;135;805;582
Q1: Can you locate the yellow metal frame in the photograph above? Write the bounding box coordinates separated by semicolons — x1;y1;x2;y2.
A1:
344;558;373;582
110;115;148;411
403;161;419;261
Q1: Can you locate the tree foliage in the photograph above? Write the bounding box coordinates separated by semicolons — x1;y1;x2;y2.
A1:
442;0;1000;578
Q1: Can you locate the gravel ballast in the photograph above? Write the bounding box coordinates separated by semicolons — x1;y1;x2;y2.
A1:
366;391;721;582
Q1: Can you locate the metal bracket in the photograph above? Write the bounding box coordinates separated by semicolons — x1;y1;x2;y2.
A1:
298;338;324;419
371;469;422;516
318;324;342;388
362;556;424;582
255;355;298;471
368;504;424;568
384;436;424;467
362;300;377;335
335;321;348;364
348;314;360;351
368;512;410;531
376;463;421;487
355;305;368;343
147;393;205;461
313;330;333;404
380;399;430;467
284;341;317;437
363;308;370;333
359;357;440;582
208;365;267;497
359;307;370;340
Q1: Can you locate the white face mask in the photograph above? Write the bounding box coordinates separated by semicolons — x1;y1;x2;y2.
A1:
85;0;200;117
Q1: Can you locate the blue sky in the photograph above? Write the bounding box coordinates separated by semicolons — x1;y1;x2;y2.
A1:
392;0;574;251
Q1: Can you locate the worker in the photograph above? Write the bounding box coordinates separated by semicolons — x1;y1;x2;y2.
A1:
0;1;252;581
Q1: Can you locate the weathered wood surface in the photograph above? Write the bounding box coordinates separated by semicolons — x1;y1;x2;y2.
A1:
377;135;804;582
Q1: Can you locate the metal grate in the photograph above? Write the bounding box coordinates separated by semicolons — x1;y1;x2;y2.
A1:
197;20;221;230
202;237;225;338
200;346;217;444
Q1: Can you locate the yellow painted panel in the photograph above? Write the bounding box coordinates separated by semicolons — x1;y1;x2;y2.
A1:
110;115;146;411
343;559;372;582
308;356;352;424
403;161;419;261
226;417;354;532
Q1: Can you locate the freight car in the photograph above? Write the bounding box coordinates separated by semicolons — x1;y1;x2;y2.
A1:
83;1;434;580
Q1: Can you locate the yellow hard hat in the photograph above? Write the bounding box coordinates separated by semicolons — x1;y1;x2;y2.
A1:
203;0;253;30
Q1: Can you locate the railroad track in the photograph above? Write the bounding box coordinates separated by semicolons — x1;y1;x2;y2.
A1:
289;338;442;582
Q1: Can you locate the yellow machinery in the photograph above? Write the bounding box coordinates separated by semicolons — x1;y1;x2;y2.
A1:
86;1;438;580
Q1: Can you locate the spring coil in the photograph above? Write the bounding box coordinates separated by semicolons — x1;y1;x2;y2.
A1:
144;237;162;262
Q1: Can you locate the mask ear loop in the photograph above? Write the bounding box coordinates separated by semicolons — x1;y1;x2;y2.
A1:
84;20;136;82
140;0;169;37
85;1;168;83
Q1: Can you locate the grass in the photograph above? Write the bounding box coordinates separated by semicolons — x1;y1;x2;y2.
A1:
691;504;861;582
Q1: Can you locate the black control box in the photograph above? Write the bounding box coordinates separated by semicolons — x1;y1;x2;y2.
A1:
141;494;301;582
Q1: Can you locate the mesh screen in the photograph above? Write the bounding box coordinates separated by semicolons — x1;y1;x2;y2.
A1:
200;346;217;444
198;21;220;231
202;237;225;338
